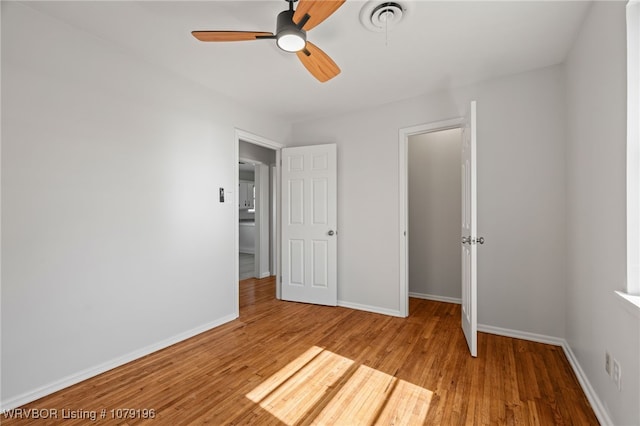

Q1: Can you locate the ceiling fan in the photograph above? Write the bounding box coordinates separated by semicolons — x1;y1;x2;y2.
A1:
192;0;345;83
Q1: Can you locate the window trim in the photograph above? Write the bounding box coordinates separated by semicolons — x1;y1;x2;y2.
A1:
626;0;640;298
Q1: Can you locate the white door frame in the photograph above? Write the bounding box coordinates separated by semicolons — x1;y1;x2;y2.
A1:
271;165;278;275
234;129;284;315
254;163;271;279
398;118;464;317
238;158;270;279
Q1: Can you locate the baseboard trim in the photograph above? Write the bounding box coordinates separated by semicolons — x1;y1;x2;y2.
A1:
409;292;461;305
337;300;404;317
239;248;255;254
257;271;270;279
477;324;612;426
0;313;238;411
561;341;613;426
477;324;565;346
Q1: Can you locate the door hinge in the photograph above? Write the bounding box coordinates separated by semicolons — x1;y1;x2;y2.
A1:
463;236;485;245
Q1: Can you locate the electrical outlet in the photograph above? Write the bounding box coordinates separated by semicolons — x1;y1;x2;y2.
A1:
605;352;611;376
612;359;622;391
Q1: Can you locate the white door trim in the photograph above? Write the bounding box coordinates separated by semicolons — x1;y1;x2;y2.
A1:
234;129;284;315
271;165;277;276
254;162;271;279
398;118;463;317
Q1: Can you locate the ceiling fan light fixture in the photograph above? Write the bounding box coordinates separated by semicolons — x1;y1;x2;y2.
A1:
277;31;306;52
275;8;307;52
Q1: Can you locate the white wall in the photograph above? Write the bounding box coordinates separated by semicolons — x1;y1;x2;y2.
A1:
565;2;640;425
239;170;255;181
1;2;290;407
408;129;462;300
291;65;567;336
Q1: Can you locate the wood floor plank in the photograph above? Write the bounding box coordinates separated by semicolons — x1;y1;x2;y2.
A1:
2;277;599;425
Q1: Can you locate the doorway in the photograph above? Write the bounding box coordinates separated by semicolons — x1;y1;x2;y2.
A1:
399;103;478;356
234;130;283;313
407;128;462;304
398;117;464;317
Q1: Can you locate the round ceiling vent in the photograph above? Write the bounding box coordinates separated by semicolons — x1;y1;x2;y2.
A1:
359;1;407;32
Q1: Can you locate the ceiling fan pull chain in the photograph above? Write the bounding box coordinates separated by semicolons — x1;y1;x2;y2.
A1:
384;7;389;47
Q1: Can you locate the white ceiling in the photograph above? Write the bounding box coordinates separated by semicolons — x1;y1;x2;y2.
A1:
26;1;591;123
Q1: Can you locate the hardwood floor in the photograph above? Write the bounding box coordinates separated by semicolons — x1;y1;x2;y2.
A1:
3;277;598;425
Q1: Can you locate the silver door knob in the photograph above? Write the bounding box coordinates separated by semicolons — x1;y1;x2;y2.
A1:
477;237;485;244
328;230;335;236
461;236;470;244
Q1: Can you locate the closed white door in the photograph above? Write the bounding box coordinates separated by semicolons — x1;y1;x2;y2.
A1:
281;144;337;306
461;101;478;357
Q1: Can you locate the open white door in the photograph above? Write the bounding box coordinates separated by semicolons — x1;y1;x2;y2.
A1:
461;101;478;357
281;144;337;306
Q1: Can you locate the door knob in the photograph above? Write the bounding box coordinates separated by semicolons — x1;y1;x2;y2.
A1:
477;237;485;245
328;230;335;236
461;236;470;244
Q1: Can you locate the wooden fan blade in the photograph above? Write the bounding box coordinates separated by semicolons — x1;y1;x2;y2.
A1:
191;31;274;42
296;42;340;82
293;0;346;31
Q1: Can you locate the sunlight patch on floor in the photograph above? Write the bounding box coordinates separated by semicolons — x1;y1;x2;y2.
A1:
246;346;433;425
246;346;354;424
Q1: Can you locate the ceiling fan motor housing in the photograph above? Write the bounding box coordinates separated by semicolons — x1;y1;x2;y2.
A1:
276;9;307;52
